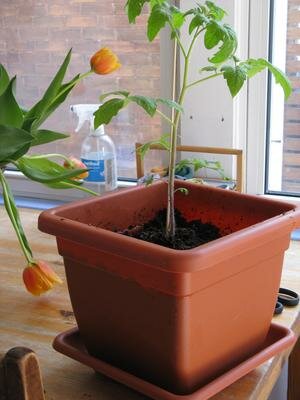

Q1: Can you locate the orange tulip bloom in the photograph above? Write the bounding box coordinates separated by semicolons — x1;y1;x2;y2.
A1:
90;48;121;75
23;261;63;296
63;156;89;180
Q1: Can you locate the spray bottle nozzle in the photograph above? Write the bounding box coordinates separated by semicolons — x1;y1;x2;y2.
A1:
70;104;101;133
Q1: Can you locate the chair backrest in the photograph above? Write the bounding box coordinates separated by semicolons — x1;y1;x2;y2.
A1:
0;347;45;400
135;143;244;192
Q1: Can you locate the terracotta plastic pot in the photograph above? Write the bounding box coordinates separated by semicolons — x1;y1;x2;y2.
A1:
38;181;300;395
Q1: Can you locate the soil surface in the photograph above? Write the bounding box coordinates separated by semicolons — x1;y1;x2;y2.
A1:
122;209;221;250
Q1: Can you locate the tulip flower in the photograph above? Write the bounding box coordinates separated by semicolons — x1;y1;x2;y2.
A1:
63;156;89;180
23;261;63;296
90;47;121;75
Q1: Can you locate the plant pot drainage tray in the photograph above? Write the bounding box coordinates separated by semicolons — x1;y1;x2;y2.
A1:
53;323;295;400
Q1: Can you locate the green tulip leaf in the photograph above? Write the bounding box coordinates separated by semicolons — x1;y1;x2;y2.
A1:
30;129;69;147
0;125;33;163
0;64;10;96
45;179;83;190
0;78;24;128
0;175;33;257
23;49;73;129
30;74;80;131
16;156;88;184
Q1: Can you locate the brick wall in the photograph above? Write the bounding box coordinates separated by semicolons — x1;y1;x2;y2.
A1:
0;0;161;179
282;0;300;192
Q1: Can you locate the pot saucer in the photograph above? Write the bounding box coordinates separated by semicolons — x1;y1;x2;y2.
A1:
53;323;295;400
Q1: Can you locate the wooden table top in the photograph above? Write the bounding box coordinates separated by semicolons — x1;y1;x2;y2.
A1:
0;207;299;400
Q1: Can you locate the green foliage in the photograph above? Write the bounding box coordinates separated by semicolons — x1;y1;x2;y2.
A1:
126;0;150;23
175;187;189;195
129;95;157;116
221;64;247;97
94;98;125;127
137;134;170;159
15;156;88;184
95;91;182;127
147;3;185;41
205;23;237;63
241;58;292;100
122;0;292;239
175;158;228;180
0;48;94;192
0;176;33;257
0;78;24;128
0;64;10;96
0;125;33;164
30;129;69;147
23;49;72;129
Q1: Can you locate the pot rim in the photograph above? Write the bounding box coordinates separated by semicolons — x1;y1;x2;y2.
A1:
38;182;300;272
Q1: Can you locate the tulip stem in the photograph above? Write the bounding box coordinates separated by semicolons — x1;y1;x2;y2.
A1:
49;70;93;110
0;170;34;264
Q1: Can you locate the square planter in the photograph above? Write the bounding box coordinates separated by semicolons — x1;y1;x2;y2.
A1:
38;181;300;395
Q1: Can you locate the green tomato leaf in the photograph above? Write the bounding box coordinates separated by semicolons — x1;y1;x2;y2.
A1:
175;187;189;195
204;21;223;49
125;0;149;23
189;13;209;34
100;90;130;101
0;78;24;128
199;65;218;73
0;125;33;163
221;64;247;97
94;98;125;127
156;98;183;113
172;10;185;29
208;24;237;64
147;3;170;41
30;129;69;147
129;95;157;116
205;1;226;21
242;58;292;100
137;133;170;159
16;156;88;184
0;64;10;96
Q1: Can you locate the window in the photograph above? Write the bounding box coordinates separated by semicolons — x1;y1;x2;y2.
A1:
266;0;300;196
0;0;166;190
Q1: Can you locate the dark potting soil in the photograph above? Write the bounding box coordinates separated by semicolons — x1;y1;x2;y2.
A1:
122;209;221;250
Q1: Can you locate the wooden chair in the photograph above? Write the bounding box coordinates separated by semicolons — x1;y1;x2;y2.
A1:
135;143;244;192
0;347;45;400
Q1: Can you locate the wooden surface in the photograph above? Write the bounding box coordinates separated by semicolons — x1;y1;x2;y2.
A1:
0;206;299;400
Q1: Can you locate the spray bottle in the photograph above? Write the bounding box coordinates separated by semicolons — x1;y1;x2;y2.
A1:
70;104;117;193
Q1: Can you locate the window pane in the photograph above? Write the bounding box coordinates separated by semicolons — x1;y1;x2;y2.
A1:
0;1;162;179
267;0;300;195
